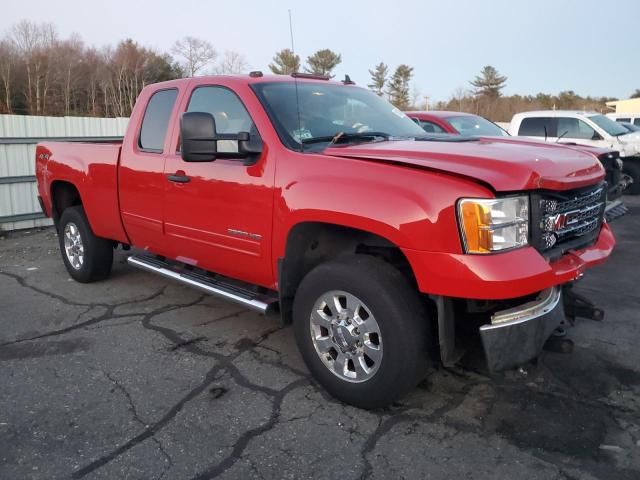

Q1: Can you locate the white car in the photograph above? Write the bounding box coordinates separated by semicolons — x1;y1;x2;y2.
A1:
509;110;640;193
607;113;640;127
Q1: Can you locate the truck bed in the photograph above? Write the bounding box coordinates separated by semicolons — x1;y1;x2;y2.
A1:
36;141;128;243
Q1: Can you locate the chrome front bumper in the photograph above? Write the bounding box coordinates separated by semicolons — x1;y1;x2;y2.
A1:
480;287;564;372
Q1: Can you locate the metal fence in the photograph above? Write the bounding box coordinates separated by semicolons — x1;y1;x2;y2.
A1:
0;114;128;231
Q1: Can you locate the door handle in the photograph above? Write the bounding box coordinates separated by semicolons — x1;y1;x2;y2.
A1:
167;172;190;183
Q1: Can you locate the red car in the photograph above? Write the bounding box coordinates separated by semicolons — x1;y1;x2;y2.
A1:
36;74;613;408
406;110;509;136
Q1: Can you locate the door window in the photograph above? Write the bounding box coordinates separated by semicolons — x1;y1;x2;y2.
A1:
139;89;178;152
186;86;255;153
418;120;446;133
557;117;597;140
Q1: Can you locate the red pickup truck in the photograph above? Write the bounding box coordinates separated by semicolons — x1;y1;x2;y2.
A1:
35;73;615;408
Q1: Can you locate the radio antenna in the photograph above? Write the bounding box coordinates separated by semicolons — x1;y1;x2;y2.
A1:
288;9;295;53
288;9;303;152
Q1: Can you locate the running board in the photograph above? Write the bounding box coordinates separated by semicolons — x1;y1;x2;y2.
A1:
127;254;278;314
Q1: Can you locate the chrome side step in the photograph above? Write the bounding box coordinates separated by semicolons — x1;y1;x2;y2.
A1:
127;254;278;314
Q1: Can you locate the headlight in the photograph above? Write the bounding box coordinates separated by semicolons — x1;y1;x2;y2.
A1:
457;196;529;254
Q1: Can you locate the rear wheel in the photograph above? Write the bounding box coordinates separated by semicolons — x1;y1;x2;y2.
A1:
58;206;113;283
623;160;640;195
293;255;431;408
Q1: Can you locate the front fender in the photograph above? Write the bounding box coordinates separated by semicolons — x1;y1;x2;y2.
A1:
272;154;493;263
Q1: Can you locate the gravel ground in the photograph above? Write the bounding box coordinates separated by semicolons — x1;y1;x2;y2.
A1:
0;198;639;480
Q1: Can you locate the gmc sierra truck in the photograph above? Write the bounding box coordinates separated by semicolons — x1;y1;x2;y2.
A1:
35;73;615;408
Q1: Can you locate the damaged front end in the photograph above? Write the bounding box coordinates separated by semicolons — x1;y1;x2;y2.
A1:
435;283;604;373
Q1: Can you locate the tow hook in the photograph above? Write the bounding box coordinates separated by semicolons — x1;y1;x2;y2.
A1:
562;284;605;324
543;284;604;355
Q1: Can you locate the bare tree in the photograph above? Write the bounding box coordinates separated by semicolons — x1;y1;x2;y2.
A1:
215;50;249;74
171;36;216;77
54;35;84;115
11;20;57;114
0;38;16;113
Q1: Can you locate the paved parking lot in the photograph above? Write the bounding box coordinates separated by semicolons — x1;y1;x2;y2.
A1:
1;198;639;480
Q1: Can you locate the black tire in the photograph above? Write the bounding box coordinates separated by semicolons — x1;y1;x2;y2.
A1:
293;255;431;409
58;205;113;283
623;160;640;195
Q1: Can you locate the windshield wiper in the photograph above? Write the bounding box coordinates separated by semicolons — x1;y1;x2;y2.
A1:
556;130;569;142
415;134;480;143
301;131;392;146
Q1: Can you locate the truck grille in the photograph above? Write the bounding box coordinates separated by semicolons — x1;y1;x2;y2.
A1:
531;183;606;256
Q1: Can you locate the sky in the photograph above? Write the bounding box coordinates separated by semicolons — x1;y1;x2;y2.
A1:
3;0;638;104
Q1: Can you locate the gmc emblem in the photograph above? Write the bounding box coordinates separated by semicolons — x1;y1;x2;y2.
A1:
548;210;579;232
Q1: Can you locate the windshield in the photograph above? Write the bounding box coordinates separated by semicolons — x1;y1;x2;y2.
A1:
447;115;509;137
588;114;629;137
252;82;426;150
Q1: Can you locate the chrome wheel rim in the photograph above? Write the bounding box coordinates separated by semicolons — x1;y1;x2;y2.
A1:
63;222;84;270
309;290;383;383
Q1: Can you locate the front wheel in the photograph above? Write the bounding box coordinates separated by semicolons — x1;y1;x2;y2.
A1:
58;206;113;283
293;255;431;409
622;160;640;195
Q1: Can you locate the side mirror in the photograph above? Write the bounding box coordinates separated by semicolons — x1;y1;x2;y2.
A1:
181;112;218;162
592;131;603;141
181;112;264;163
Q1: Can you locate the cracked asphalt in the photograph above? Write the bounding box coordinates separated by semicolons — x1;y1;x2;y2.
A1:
1;198;639;480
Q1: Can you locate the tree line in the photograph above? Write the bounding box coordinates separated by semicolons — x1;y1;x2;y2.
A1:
0;22;250;117
0;20;630;121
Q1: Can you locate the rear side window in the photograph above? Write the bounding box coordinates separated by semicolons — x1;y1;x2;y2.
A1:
518;117;554;137
634;118;640;126
615;118;631;123
139;89;178;152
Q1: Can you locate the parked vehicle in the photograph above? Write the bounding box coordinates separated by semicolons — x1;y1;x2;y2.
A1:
36;74;615;408
408;111;626;209
406;111;508;137
509;110;640;194
620;122;640;133
606;113;640;127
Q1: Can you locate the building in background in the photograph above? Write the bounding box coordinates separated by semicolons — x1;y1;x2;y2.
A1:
606;98;640;114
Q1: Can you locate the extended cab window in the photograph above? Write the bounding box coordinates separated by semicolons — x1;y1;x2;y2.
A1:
186;86;255;153
518;117;554;137
139;89;178;152
557;117;596;140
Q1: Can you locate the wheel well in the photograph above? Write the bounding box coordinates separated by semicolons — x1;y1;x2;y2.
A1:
278;222;418;324
51;181;82;227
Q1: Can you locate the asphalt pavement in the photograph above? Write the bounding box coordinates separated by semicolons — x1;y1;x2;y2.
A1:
1;198;639;480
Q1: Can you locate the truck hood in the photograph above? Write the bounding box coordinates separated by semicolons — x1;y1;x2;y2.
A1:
618;131;640;143
323;137;604;192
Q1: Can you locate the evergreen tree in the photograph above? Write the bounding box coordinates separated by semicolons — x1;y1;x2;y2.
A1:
368;62;388;96
304;49;341;77
470;65;507;98
268;49;300;75
387;64;413;109
630;89;640;99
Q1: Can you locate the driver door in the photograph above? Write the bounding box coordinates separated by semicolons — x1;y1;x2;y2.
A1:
162;85;275;288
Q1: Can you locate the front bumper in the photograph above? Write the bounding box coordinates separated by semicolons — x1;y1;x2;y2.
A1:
403;222;615;300
479;287;564;372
